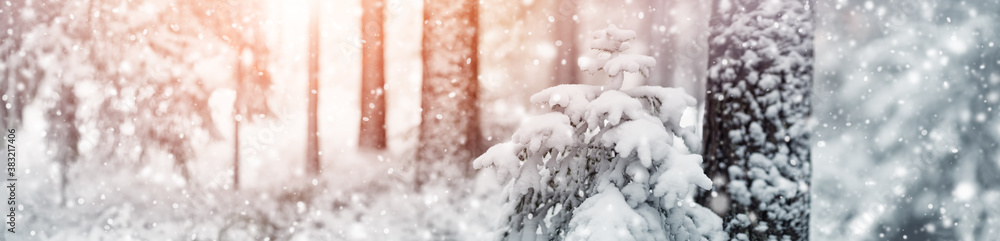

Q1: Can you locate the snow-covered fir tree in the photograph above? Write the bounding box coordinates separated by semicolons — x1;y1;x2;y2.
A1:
696;0;813;240
475;24;725;241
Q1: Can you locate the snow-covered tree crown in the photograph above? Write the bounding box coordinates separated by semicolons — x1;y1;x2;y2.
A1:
474;25;724;241
581;24;656;90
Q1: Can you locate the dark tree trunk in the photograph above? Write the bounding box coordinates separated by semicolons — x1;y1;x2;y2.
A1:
306;0;322;175
359;0;387;150
417;0;482;181
697;0;814;240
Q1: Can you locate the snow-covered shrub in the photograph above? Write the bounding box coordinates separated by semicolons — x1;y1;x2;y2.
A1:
474;24;724;241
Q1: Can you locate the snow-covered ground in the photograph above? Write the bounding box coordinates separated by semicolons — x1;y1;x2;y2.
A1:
13;104;503;240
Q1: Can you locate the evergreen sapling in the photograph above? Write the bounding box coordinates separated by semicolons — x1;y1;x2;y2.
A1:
474;24;725;241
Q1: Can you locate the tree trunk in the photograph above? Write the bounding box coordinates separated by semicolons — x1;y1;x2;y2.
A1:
644;0;675;87
49;84;79;207
418;0;481;182
359;0;387;150
232;47;245;189
233;96;241;189
697;0;813;240
553;0;580;85
2;65;12;130
306;0;322;175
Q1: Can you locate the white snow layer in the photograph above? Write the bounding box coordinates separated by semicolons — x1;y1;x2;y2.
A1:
582;24;657;90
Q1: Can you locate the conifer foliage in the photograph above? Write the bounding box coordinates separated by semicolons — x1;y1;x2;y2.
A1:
474;25;725;241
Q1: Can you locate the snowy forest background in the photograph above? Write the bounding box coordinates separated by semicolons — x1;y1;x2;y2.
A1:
1;0;999;240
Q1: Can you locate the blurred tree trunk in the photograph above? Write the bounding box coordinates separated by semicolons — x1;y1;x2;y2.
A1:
233;108;241;189
233;48;243;189
417;0;481;182
359;0;387;150
697;0;813;240
644;0;675;87
1;63;16;130
553;0;580;85
306;0;322;175
0;0;43;132
47;84;79;206
1;68;14;131
188;0;273;187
